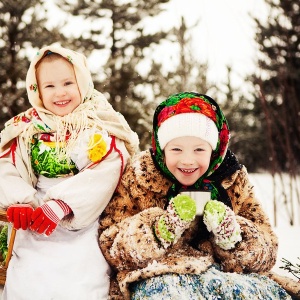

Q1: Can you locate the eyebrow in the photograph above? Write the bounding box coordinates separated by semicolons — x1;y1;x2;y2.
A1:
41;77;75;84
169;142;208;147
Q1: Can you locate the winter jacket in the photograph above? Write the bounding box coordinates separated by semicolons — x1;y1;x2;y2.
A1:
99;150;300;299
0;134;130;231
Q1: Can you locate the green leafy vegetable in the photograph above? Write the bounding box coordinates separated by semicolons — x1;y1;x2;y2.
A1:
0;225;8;262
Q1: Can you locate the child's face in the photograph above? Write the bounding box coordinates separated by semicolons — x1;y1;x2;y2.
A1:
164;136;212;186
36;57;81;116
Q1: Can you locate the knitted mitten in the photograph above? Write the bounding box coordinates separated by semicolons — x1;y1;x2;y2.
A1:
203;200;242;250
153;194;196;249
31;200;72;236
7;204;34;230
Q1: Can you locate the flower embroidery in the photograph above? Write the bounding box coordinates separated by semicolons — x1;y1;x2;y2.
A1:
12;114;30;126
38;141;51;155
29;84;38;92
219;123;230;156
88;133;108;162
66;55;73;64
31;135;77;178
31;109;50;131
157;97;217;126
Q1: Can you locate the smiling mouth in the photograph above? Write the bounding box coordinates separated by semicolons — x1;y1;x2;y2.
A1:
54;100;71;106
179;168;198;173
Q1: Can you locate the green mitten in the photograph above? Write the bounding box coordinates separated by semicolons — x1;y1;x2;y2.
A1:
203;200;242;250
154;194;196;249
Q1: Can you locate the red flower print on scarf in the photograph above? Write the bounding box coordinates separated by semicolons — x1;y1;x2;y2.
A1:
219;123;230;156
158;97;217;126
29;84;38;92
176;98;217;121
13;115;30;126
158;107;175;127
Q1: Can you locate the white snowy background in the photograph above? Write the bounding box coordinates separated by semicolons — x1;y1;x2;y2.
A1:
249;173;300;280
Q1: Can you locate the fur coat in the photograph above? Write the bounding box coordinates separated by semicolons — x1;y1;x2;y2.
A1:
99;150;300;299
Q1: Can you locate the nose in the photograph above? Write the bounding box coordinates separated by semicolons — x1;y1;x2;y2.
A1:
181;153;195;165
55;86;67;97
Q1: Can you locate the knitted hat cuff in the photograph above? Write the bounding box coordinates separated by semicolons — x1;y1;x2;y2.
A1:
157;113;219;150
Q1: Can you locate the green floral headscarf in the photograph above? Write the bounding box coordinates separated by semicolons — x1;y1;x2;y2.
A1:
151;92;230;200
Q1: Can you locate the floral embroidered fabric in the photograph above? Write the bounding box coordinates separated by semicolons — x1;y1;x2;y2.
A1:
130;265;292;300
30;129;111;178
31;133;78;178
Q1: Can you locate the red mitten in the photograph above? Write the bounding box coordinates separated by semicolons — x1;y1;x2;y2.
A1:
6;204;34;230
30;200;72;236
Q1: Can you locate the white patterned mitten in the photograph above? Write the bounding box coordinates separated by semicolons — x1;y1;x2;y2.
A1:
153;194;196;249
203;200;242;250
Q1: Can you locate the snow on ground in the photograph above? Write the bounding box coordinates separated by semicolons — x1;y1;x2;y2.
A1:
249;173;300;280
274;225;300;278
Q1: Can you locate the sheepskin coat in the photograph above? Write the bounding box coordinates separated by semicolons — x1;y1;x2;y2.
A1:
99;150;300;299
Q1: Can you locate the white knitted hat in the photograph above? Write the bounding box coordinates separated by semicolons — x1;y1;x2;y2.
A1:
157;113;219;150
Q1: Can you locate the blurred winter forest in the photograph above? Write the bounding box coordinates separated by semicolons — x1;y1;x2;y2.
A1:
0;0;299;208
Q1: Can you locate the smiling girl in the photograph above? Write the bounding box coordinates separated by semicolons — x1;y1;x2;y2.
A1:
0;45;138;299
36;53;82;116
98;92;298;299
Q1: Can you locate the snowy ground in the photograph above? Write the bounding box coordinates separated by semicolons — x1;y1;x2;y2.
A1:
0;173;299;296
274;226;300;278
249;173;300;280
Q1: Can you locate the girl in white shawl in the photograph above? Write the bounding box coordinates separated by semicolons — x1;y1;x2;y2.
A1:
0;45;139;300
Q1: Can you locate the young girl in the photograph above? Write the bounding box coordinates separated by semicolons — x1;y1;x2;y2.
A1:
99;92;300;299
0;45;138;299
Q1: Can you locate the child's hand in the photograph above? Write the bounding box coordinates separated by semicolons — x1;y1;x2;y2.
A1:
30;200;72;236
153;194;196;249
203;200;242;250
7;204;34;230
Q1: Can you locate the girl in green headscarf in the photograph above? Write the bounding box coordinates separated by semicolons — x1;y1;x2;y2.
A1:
99;92;298;299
